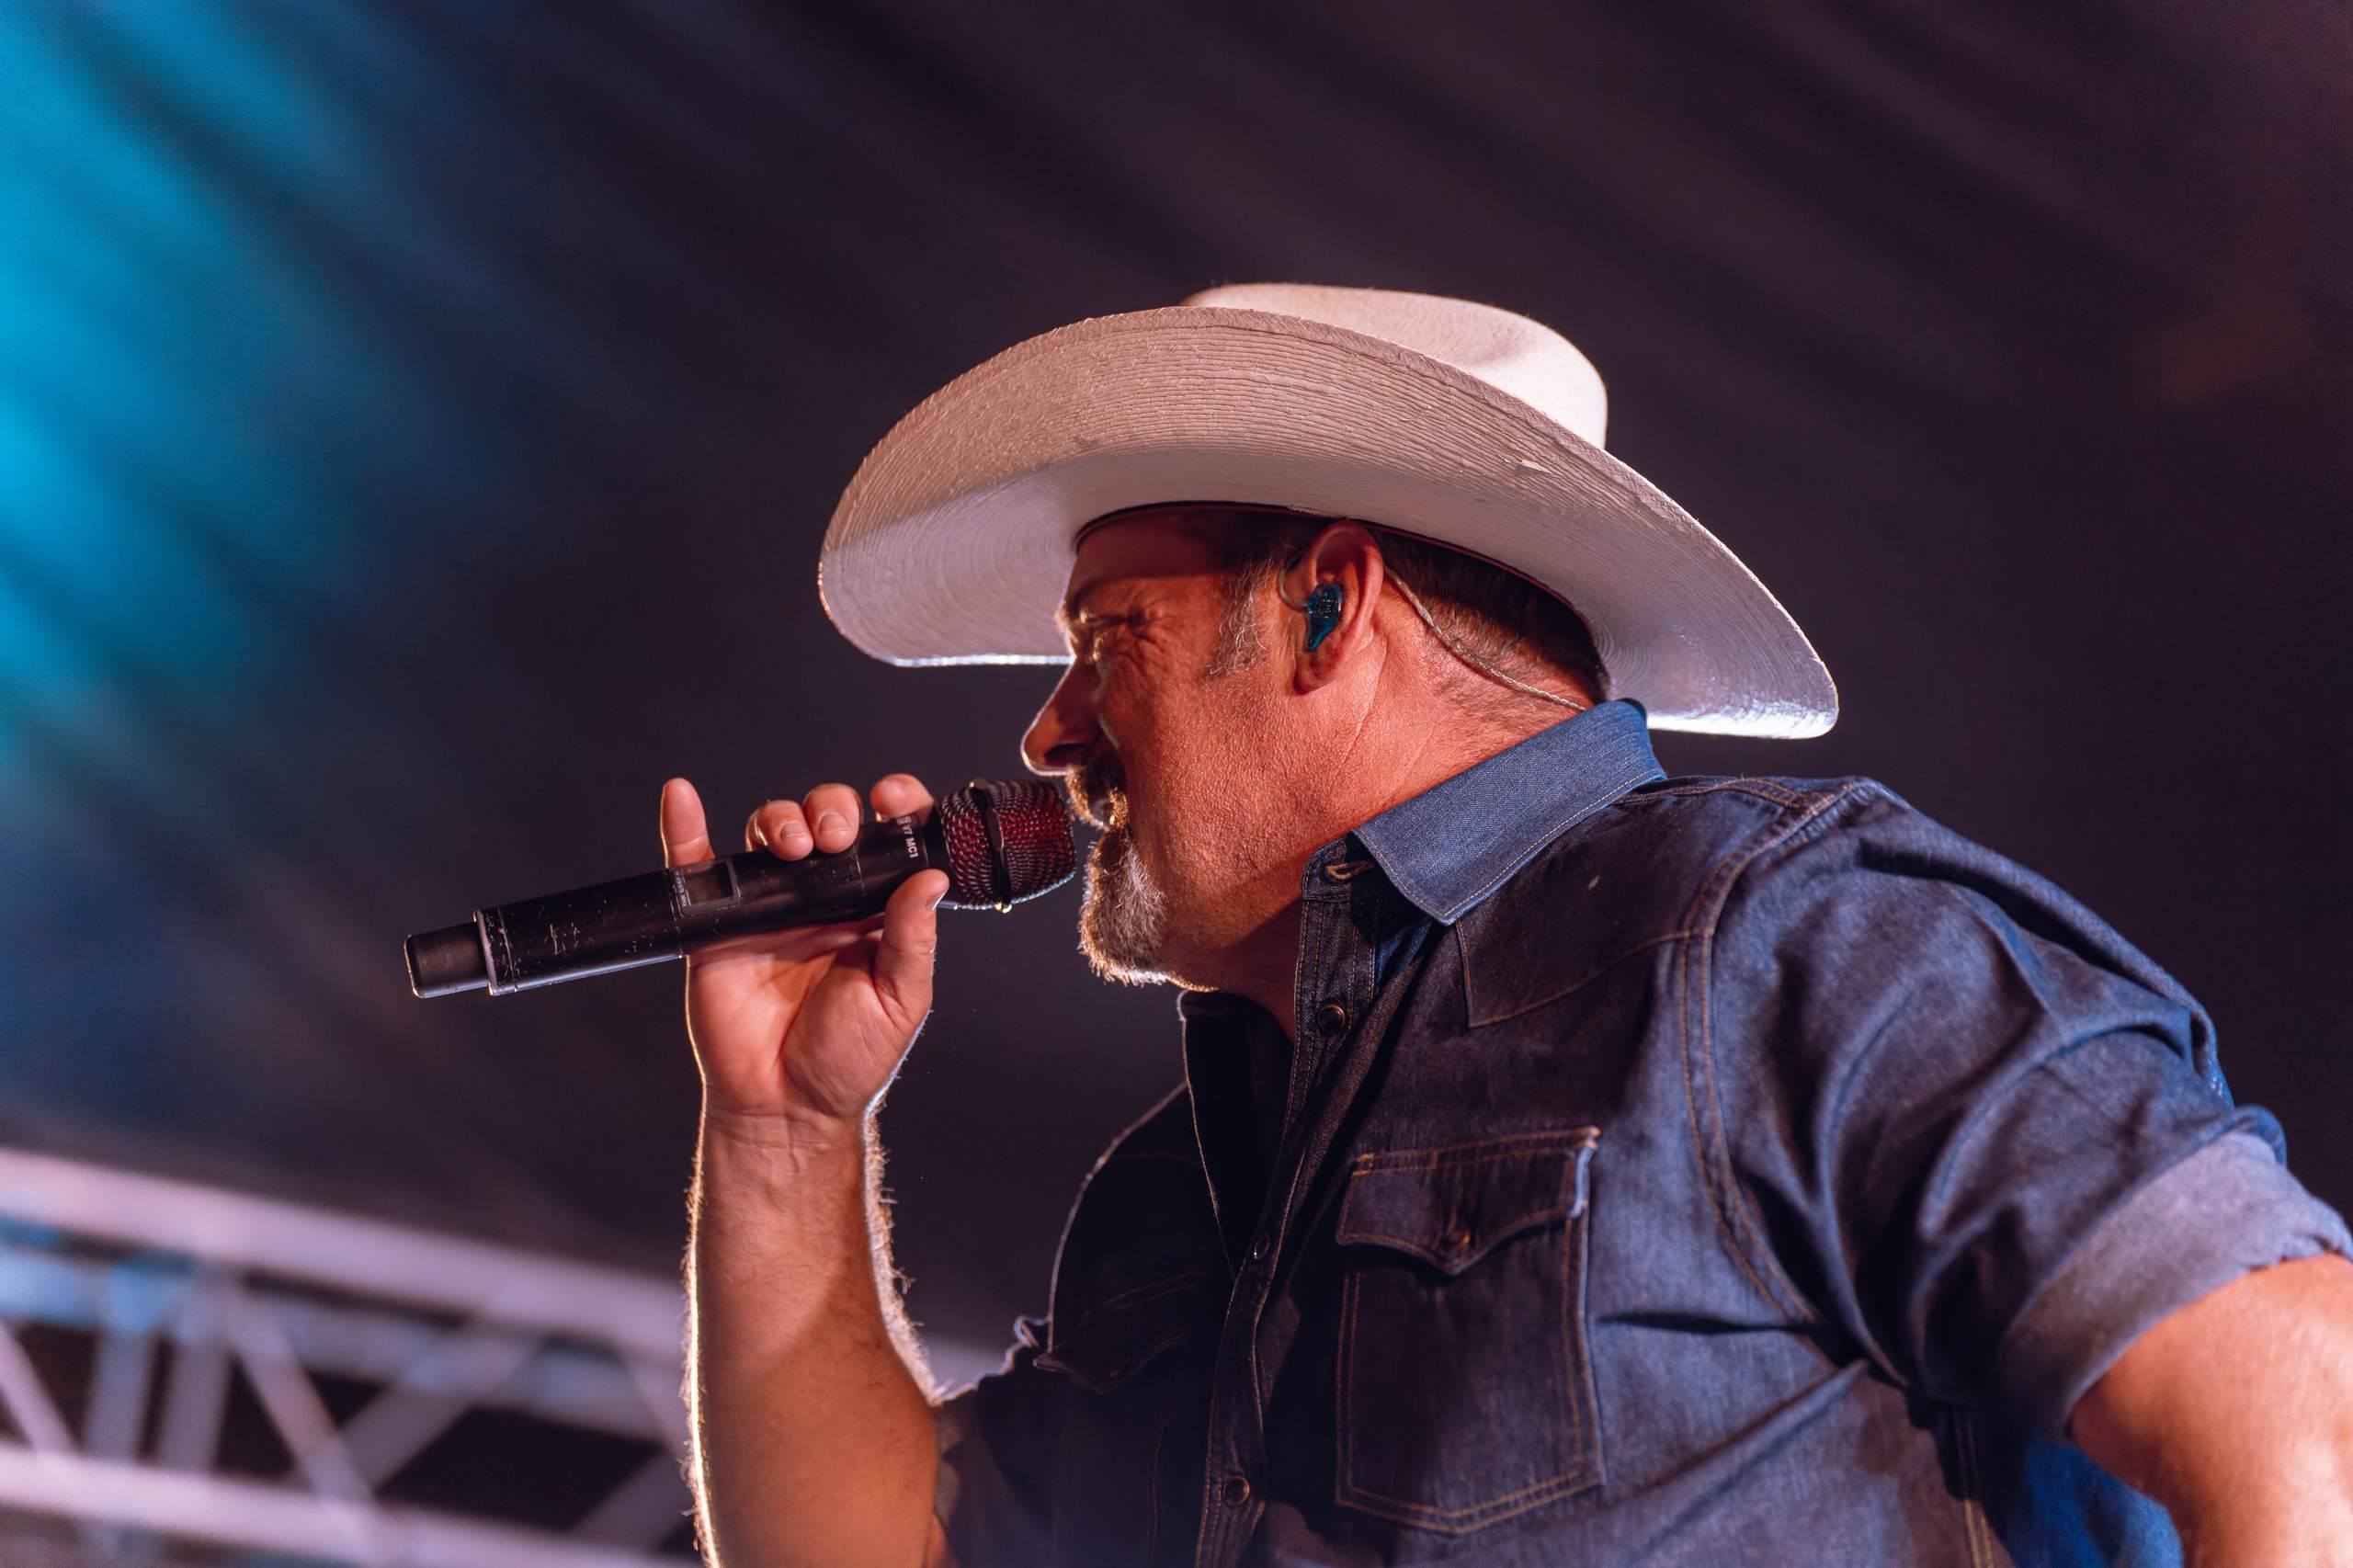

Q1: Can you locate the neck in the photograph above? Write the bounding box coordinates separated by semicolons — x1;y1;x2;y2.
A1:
1214;900;1307;1043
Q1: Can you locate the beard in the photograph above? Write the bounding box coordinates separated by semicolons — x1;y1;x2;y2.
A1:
1069;756;1173;985
1078;822;1172;985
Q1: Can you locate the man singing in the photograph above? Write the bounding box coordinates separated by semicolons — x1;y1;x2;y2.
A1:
667;286;2353;1565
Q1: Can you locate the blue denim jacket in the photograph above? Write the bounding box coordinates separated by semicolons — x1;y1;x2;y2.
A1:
935;701;2348;1566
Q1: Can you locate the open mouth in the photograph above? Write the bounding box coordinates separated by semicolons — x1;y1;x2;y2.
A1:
1069;759;1127;832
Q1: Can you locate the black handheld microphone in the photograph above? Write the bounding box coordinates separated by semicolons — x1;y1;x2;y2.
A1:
404;779;1076;998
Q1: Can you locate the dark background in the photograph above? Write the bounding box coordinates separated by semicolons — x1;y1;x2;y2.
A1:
3;0;2346;1374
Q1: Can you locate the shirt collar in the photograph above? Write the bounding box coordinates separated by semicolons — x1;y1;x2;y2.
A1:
1348;699;1665;925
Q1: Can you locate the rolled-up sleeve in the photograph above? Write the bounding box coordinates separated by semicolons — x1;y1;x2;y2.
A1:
1999;1128;2352;1435
932;1318;1063;1565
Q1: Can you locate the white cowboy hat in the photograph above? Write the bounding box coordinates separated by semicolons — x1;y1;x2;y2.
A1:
818;283;1836;737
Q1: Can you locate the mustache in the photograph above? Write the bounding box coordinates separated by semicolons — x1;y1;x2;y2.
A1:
1066;755;1127;831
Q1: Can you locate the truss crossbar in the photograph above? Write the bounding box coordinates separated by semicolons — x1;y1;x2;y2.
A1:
0;1444;683;1568
0;1149;681;1358
0;1145;699;1564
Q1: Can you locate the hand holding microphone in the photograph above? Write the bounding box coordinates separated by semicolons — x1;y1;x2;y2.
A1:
671;772;946;1133
404;771;1076;1133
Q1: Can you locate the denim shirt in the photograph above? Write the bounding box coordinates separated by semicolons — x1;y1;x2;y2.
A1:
934;701;2349;1566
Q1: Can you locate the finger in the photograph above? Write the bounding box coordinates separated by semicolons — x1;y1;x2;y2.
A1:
871;869;949;1028
802;781;864;853
746;799;814;859
870;772;935;820
661;778;712;868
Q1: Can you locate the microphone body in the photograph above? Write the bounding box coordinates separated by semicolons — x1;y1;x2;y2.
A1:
406;780;1074;998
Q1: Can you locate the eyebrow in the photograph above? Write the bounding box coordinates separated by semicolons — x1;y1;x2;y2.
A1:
1055;579;1110;638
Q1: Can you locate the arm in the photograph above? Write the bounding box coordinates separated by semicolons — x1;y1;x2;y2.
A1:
664;773;957;1568
2072;1252;2353;1564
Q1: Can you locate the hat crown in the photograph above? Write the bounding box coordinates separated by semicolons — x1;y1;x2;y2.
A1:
821;281;1836;737
1180;283;1609;449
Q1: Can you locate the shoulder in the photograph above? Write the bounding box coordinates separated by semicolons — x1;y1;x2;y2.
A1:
1471;770;2216;1073
1461;771;1892;970
1671;775;2233;1122
1683;775;2211;1049
1591;769;1891;904
1586;770;2178;994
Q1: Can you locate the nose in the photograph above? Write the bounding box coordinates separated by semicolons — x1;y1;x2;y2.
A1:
1020;661;1099;778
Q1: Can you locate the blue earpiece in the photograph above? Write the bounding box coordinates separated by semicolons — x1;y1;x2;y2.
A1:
1304;583;1343;652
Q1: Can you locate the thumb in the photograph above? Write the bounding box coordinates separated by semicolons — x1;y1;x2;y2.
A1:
660;778;712;868
871;869;949;1028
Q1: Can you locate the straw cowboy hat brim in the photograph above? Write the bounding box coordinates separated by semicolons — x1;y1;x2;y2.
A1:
818;284;1836;738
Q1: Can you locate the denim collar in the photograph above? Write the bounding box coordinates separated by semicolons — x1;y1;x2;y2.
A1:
1347;699;1665;925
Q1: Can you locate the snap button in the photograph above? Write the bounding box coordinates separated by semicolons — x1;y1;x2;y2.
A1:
1248;1231;1273;1265
1443;1222;1474;1256
1315;1001;1349;1036
1221;1472;1252;1506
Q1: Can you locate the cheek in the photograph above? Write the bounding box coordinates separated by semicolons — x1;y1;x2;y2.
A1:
1126;710;1260;860
1106;645;1266;815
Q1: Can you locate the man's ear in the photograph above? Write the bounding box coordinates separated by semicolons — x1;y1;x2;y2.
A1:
1283;522;1386;693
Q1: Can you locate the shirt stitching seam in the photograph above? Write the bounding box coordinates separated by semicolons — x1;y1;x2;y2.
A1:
1348;1128;1600;1170
1683;779;1881;1322
1678;926;1786;1315
1696;781;1879;1324
1336;1208;1570;1262
1626;778;1815;808
1468;929;1698;1026
1050;1272;1213;1334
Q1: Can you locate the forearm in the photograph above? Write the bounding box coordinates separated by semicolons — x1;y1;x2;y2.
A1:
2074;1254;2353;1566
2171;1492;2353;1567
688;1108;939;1568
2119;1398;2353;1564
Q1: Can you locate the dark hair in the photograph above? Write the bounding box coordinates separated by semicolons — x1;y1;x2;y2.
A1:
1181;509;1608;709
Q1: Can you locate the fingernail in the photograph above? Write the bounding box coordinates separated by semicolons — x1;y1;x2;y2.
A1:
816;811;848;836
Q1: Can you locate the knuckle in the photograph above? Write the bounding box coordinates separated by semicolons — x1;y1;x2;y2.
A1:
803;782;861;838
761;801;812;855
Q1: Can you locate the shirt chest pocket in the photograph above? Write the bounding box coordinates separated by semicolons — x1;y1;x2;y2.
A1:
1034;1272;1218;1568
1334;1128;1604;1535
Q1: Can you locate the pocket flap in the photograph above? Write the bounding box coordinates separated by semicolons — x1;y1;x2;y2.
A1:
1036;1273;1210;1394
1336;1130;1597;1277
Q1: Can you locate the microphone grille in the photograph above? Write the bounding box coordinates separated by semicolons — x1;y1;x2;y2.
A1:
936;780;1077;908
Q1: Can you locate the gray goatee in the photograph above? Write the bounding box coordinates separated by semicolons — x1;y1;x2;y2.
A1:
1077;820;1171;985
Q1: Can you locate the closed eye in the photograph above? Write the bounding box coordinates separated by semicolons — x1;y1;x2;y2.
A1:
1074;613;1142;670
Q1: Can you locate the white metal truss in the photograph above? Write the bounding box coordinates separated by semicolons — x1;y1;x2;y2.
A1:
0;1145;701;1566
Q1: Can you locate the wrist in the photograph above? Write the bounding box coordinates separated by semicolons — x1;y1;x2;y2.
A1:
689;1103;878;1289
699;1098;870;1175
